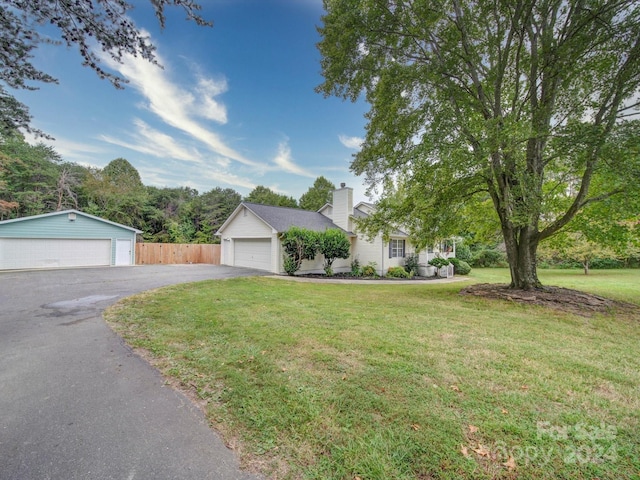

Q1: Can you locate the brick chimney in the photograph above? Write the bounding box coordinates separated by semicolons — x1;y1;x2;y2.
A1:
332;184;353;231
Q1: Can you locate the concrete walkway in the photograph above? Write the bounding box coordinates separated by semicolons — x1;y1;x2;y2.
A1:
0;265;265;480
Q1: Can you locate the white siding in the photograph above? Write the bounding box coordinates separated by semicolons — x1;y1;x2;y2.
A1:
351;234;386;275
220;207;273;237
0;238;111;270
332;187;353;231
219;206;276;270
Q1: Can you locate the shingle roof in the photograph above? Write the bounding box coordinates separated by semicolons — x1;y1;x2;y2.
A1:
243;202;346;233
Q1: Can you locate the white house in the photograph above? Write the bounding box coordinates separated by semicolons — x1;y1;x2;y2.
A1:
216;184;454;275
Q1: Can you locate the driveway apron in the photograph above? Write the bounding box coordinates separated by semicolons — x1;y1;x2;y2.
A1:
0;265;265;480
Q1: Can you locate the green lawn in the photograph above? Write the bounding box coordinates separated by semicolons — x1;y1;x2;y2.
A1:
106;269;640;479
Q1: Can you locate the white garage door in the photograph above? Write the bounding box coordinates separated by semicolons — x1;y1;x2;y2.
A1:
0;238;111;270
234;238;272;271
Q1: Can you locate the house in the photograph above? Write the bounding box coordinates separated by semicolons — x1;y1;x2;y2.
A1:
0;210;142;270
217;184;454;275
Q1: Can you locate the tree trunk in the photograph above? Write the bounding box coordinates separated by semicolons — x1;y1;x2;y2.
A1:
503;226;542;290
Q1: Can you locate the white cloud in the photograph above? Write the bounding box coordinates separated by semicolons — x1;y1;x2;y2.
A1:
100;119;204;163
23;132;107;164
195;76;228;122
339;134;364;149
272;141;315;178
101;41;264;169
138;161;257;193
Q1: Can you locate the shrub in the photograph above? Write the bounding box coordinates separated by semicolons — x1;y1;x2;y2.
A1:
449;258;471;275
387;266;411;278
428;257;450;269
590;257;624;269
403;253;420;276
318;228;351;276
471;248;508;268
281;227;319;275
350;257;362;277
455;242;473;262
361;262;378;277
283;255;298;276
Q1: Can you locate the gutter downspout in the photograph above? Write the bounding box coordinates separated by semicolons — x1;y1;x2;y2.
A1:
381;239;385;276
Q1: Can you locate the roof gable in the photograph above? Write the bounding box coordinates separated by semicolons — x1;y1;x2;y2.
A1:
217;202;348;235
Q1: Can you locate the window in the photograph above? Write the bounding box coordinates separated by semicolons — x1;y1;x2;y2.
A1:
389;239;405;258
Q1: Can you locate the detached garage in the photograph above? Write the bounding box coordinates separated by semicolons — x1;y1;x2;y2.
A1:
0;210;141;270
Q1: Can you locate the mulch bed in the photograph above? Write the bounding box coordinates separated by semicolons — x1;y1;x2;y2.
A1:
293;273;443;281
460;283;639;317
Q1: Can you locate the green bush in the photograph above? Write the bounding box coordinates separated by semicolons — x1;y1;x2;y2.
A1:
361;262;378;277
318;228;351;276
428;257;450;269
283;255;298;276
387;266;411;278
455;242;473;262
281;227;319;275
449;258;471;275
350;257;362;277
590;257;624;269
471;248;508;268
403;253;420;275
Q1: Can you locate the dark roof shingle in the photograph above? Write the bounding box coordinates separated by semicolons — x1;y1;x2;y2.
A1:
243;203;345;233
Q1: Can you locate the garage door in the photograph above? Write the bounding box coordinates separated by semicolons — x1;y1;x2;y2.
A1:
234;238;272;271
0;238;111;270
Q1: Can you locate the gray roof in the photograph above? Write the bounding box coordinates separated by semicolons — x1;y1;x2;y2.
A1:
353;206;369;219
243;202;346;233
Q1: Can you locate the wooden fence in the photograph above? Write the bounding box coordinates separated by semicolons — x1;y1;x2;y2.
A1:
135;243;221;265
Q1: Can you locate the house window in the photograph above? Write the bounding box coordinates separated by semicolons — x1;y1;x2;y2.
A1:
389;239;405;258
441;240;453;253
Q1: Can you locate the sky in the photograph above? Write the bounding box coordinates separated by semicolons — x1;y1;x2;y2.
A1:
15;0;372;202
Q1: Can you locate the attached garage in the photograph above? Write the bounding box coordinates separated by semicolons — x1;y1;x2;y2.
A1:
0;210;141;271
233;238;272;271
216;202;343;274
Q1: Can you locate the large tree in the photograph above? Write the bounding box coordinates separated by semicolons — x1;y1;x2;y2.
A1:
0;0;209;136
317;0;640;290
81;158;148;229
0;133;62;216
245;186;298;208
299;176;336;211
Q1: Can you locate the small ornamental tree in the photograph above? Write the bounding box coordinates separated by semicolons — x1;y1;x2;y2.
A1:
318;228;351;276
281;227;319;275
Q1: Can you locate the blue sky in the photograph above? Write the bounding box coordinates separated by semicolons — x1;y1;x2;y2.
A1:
16;0;371;201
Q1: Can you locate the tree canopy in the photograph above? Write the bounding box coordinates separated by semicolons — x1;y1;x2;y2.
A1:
0;0;209;136
318;0;640;289
299;176;335;211
245;185;298;208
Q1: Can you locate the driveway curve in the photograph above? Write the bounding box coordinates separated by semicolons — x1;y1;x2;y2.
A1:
0;265;266;480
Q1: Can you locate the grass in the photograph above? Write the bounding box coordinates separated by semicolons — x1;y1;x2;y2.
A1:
105;269;640;479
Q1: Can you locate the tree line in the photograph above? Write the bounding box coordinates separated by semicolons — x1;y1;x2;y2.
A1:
0;133;336;243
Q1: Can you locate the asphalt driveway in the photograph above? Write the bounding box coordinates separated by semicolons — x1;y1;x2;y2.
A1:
0;265;266;480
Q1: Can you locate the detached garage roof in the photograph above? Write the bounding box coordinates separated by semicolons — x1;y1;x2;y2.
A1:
217;202;348;234
0;209;142;233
